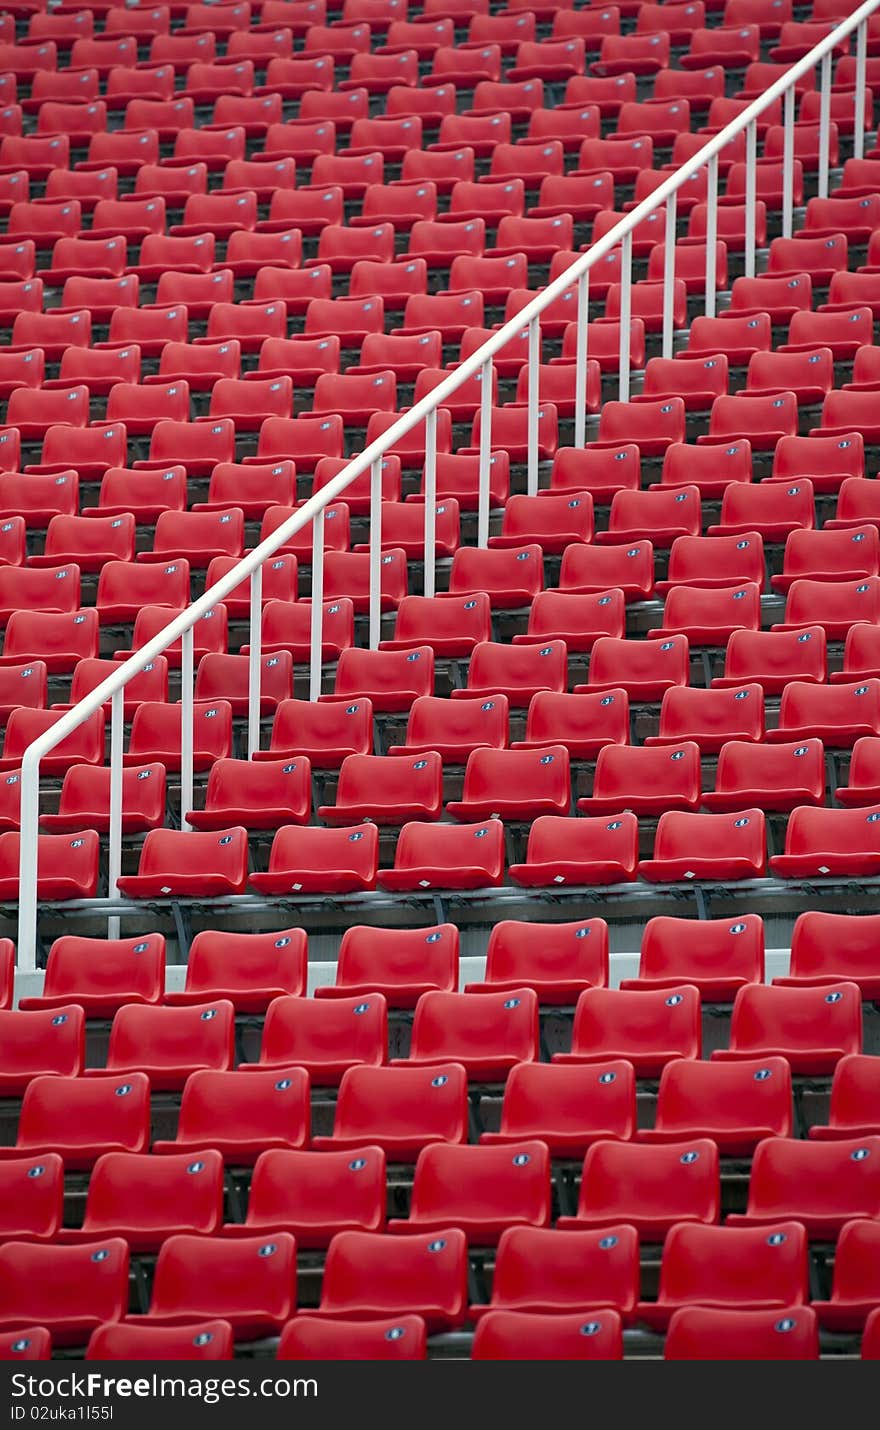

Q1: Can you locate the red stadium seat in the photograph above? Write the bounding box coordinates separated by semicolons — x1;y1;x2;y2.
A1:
775;911;880;999
134;1233;296;1339
639;1219;808;1330
620;914;764;1002
557;1139;720;1241
222;1146;386;1248
553;985;701;1078
152;1068;310;1166
812;1219;880;1329
728;1137;880;1239
312;1063;467;1160
0;1240;130;1348
639;809;767;882
239;993;387;1086
315;924;458;1009
465;917;608;1002
480;1061;636;1159
509;813;639;887
577;742;701;816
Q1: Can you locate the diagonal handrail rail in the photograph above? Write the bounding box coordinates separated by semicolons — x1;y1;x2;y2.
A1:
14;0;880;968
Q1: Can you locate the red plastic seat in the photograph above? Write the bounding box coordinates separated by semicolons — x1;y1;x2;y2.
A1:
277;1313;425;1361
19;934;164;1019
576;742;700;817
480;1061;636;1162
182;758;308;835
620;914;763;1002
152;1067;309;1166
666;1302;819;1359
511;591;625;656
728;1136;880;1239
322;646;434;713
378;818;505;892
451;639;566;707
509;812;639;888
116;828;248;900
644;684;765;754
86;1320;234;1361
0;1240;130;1348
642;1056;793;1158
249;823;379;896
656;532;764;595
58;1150;224;1253
553;985;701;1078
557;1139;719;1241
87;1001;235;1093
134;1232;296;1339
638;1218;808;1330
509;688;627;761
831;627;880;687
576;635;685;703
592;398;685;457
714;981;862;1075
699;392;799;452
767;679;880;747
0;1154;63;1243
220;1146;385;1249
770;803;880;878
770;431;864;496
317;751;441;827
774;576;880;637
807;1055;880;1142
0;609;96;676
647;583;762;647
471;1220;638;1325
388;694;508;761
311;1228;466;1332
472;1308;622;1360
315;923;458;1011
705;738;825;814
446;746;571;822
772;526;880;594
464;917;608;1004
711;626;826;695
0;829;99;900
774;910;880;1000
392;987;538;1083
808;1219;880;1330
239;993;387;1086
640;808;767;882
311;1063;467;1162
0;705;104;775
0;1005;85;1095
386;1140;550;1245
256;697;373;770
163;928;306;1014
380;594;490;660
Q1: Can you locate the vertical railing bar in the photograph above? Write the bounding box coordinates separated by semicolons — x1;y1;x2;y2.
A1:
527;315;541;496
309;508;324;702
107;688;123;941
246;565;262;760
574;270;590;449
855;17;868;161
478;356;493;549
368;456;382;650
618;231;633;402
818;49;833;200
744;119;757;281
782;82;796;239
423;413;437;601
704;153;718;319
180;626;194;835
662;191;677;361
17;752;39;973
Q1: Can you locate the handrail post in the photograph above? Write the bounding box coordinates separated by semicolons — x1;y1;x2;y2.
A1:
368;456;382;650
423;411;437;600
527;315;541;496
180;626;194;834
618;231;632;402
107;688;123;941
818;49;832;200
574;270;590;448
662;191;677;361
855;17;868;160
17;749;40;973
246;565;262;759
309;508;324;701
478;356;493;549
704;154;718;319
782;83;795;239
744;119;757;281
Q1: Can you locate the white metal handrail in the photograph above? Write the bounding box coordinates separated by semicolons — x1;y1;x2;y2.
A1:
14;0;880;968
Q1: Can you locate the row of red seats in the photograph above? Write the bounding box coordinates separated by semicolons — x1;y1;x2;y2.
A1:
1;1049;878;1180
3;1227;878;1355
13;795;880;898
12;906;880;1014
0;978;875;1086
